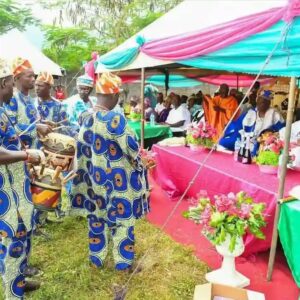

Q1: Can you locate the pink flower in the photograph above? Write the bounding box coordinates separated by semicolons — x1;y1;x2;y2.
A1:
227;206;238;216
215;195;234;212
238;203;252;219
200;206;211;226
198;122;204;129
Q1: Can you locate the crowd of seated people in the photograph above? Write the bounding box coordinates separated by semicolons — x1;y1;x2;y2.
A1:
127;81;294;150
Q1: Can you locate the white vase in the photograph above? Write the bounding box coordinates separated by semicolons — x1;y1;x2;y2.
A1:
205;235;250;288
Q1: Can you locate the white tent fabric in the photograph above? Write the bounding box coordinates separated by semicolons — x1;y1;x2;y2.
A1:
96;0;287;72
0;29;62;76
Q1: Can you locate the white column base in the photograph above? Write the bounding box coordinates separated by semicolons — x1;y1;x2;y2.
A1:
205;268;250;288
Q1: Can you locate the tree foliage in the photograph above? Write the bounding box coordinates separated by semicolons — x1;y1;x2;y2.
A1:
0;0;38;34
41;0;182;48
42;26;108;72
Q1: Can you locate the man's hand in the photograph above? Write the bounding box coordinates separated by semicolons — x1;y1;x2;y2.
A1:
26;149;46;165
37;123;53;137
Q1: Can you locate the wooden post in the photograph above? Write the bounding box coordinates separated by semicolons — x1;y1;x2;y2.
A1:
267;77;296;281
165;69;169;97
140;68;145;149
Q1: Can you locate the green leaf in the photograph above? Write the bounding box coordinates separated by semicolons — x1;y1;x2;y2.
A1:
256;151;280;166
236;220;245;236
219;226;226;243
229;235;237;252
210;212;226;227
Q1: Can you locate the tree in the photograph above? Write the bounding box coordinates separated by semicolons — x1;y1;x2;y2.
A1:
41;0;182;49
0;0;38;34
42;26;108;72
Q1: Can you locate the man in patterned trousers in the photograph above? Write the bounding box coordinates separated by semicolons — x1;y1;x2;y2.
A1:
0;58;43;299
70;72;149;270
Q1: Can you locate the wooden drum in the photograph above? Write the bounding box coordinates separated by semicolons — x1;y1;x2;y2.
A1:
41;132;76;172
30;166;63;211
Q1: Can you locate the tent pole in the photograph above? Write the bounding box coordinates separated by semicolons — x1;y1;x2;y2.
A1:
267;76;296;281
165;68;170;97
140;67;145;149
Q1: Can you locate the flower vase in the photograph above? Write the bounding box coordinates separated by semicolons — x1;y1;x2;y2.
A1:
258;164;278;175
205;235;250;288
189;144;204;152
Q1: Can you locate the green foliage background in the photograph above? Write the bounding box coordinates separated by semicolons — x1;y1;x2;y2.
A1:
0;0;38;34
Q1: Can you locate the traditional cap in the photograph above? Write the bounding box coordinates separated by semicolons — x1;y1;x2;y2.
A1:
96;72;122;94
76;74;94;88
12;57;32;77
0;58;13;79
260;90;273;101
36;71;54;86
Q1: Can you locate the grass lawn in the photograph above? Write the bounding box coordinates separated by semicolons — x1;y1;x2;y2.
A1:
1;217;209;300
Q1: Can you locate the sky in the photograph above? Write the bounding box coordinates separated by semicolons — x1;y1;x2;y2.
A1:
21;0;71;49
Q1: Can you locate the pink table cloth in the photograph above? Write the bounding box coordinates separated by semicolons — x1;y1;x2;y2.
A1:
152;145;300;255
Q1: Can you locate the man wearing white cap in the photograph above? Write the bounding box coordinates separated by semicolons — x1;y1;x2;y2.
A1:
0;58;43;299
63;74;96;131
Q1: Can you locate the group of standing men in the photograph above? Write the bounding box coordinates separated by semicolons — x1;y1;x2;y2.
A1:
0;57;149;299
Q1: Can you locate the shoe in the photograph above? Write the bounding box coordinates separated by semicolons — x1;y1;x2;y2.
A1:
24;266;42;277
24;280;41;292
45;217;63;224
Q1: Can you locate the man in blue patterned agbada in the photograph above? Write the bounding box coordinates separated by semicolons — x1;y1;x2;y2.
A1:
0;58;43;299
70;72;149;270
4;58;52;149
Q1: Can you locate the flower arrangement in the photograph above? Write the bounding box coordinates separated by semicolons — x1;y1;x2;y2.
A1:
186;122;216;148
256;134;284;166
183;191;266;252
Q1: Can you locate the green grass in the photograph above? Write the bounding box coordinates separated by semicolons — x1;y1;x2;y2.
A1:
1;218;209;300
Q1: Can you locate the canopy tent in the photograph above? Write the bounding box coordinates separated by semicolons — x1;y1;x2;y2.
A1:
0;29;62;76
121;73;272;88
96;0;290;74
96;0;300;78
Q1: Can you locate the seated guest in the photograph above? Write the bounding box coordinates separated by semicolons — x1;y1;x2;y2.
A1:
229;88;238;99
248;81;260;108
219;110;246;151
129;96;140;114
181;95;188;109
157;96;172;123
236;91;251;115
188;96;203;120
196;90;203;99
144;84;158;108
144;97;156;121
155;92;164;115
166;94;191;133
279;120;300;143
243;90;285;154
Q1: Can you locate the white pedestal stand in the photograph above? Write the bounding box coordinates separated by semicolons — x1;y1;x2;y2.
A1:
205;236;250;288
